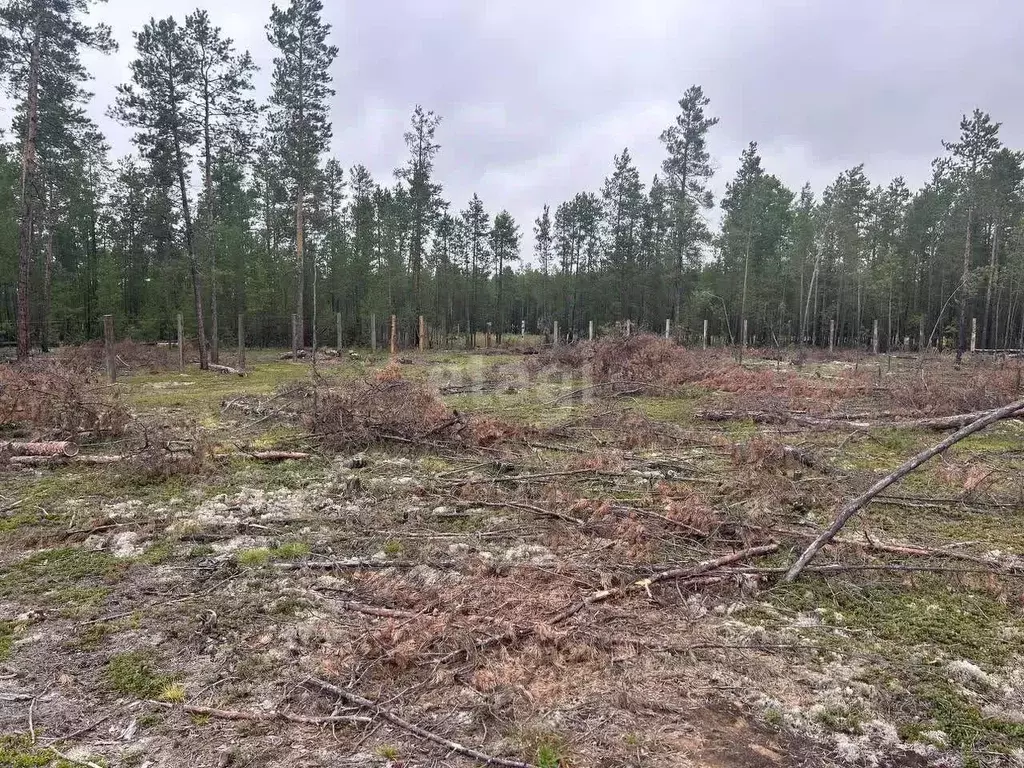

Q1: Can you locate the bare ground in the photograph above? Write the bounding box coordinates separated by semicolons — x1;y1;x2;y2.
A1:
2;345;1023;768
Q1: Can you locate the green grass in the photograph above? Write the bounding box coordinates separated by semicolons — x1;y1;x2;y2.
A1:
770;574;1024;760
0;548;122;606
103;650;174;698
771;575;1018;665
236;541;310;567
0;620;17;661
0;736;77;767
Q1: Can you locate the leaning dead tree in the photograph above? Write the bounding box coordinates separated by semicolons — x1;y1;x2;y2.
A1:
784;396;1024;581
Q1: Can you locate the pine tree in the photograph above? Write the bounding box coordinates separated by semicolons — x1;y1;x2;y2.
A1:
1;0;115;358
533;204;552;326
185;9;257;363
943;109;1001;362
461;194;489;346
490;210;520;342
396;105;442;333
601;148;644;321
660;85;718;327
113;16;211;368
266;0;337;348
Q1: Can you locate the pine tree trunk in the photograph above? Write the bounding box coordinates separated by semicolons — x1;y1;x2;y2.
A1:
982;220;998;348
957;206;973;364
205;96;219;364
170;76;208;370
16;31;40;361
496;252;504;344
295;181;305;349
42;213;53;353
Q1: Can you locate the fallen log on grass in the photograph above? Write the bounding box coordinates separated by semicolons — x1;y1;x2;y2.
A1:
784;396;1024;582
209;363;245;376
0;440;79;457
8;454;122;466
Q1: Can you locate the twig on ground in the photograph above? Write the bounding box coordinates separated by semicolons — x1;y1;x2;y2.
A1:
466;499;584;527
150;700;371;725
306;677;537;768
441;543;779;663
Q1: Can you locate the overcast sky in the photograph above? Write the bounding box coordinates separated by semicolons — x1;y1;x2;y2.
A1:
27;0;1024;255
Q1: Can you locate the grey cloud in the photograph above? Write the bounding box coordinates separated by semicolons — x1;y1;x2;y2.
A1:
57;0;1024;253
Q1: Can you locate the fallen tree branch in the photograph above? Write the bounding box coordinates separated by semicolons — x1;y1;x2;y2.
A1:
306;677;536;768
700;406;1024;431
441;543;779;663
784;397;1024;582
150;700;370;725
276;558;456;570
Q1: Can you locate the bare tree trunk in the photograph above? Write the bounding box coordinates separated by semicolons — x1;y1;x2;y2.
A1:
16;31;40;361
801;246;821;346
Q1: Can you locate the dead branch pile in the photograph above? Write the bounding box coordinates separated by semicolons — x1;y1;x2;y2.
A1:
0;360;130;438
527;334;870;398
310;362;532;450
889;366;1023;415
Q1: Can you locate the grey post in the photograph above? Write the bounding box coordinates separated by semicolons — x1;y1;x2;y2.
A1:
177;312;184;371
665;318;671;339
702;318;708;350
588;320;594;341
336;312;343;353
370;312;377;352
872;319;879;355
103;314;116;383
553;320;559;346
971;317;977;353
829;318;835;352
238;314;245;371
291;314;299;361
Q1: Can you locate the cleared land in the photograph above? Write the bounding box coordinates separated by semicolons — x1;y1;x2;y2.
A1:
1;337;1023;767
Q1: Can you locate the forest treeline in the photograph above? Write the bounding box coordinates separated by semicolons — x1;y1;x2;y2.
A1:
3;0;1024;366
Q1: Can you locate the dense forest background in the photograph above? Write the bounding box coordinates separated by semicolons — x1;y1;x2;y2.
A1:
3;0;1024;366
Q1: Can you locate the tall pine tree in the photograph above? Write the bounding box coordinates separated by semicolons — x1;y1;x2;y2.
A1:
266;0;337;348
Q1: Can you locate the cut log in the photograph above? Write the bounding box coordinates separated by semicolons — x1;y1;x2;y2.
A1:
0;440;79;457
209;363;245;377
8;453;122;466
